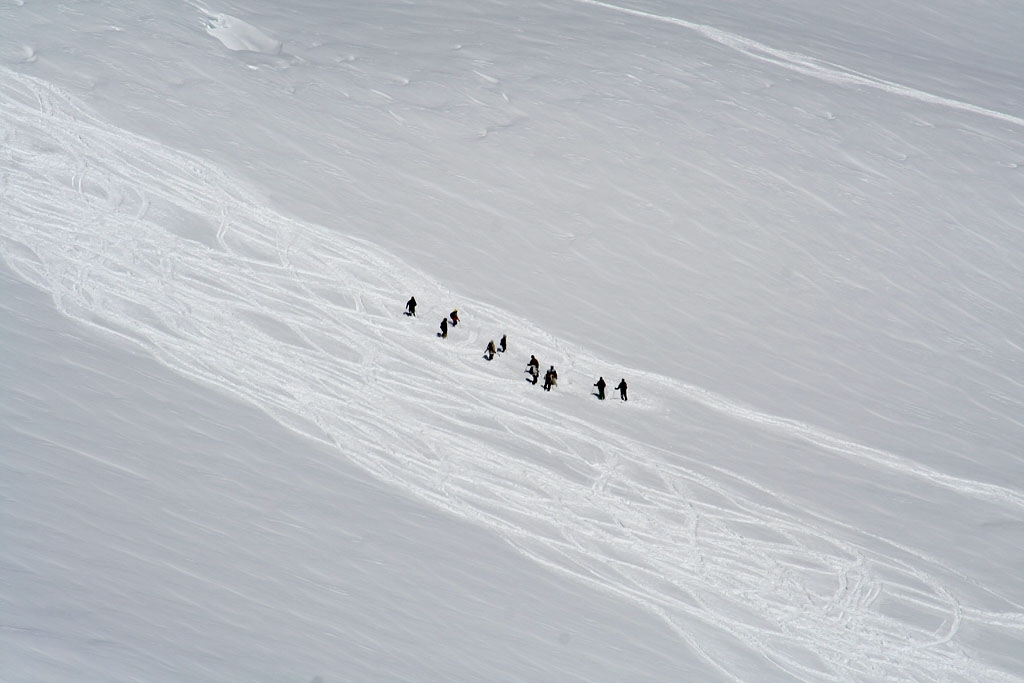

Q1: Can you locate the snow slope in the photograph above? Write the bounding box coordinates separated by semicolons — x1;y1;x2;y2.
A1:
3;0;1023;681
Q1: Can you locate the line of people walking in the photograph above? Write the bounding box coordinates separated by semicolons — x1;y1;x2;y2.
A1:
408;296;629;402
593;376;627;401
484;334;506;361
523;355;559;392
437;307;459;338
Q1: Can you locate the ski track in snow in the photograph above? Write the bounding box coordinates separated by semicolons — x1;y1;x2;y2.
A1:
1;66;1020;682
572;0;1024;129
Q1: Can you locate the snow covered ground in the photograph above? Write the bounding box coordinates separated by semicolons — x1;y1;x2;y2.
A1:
2;0;1023;681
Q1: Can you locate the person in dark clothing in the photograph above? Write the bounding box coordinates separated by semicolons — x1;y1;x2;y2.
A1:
542;366;558;391
594;377;606;400
615;378;628;401
484;340;496;361
405;296;417;317
439;317;448;338
498;334;507;353
449;309;460;326
526;355;540;384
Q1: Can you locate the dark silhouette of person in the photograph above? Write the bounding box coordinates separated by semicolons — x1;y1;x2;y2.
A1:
615;378;628;401
405;296;417;316
594;377;606;400
484;340;496;361
526;355;540;384
498;334;507;353
439;317;448;338
449;309;460;326
543;366;558;391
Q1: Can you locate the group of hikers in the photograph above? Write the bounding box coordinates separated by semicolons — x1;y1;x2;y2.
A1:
594;375;628;401
524;354;557;390
406;296;628;401
484;335;506;361
409;299;461;343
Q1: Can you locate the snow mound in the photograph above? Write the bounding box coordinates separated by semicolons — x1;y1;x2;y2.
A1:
205;12;281;55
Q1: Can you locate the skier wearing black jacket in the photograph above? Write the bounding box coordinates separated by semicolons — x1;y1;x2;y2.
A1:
615;378;628;401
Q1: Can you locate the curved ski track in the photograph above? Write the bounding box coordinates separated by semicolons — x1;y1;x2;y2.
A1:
573;0;1024;129
1;67;1020;682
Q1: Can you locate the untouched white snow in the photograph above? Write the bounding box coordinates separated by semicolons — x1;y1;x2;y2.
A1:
3;0;1023;681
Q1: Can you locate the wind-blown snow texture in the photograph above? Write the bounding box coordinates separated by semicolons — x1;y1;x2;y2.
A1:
2;1;1023;681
